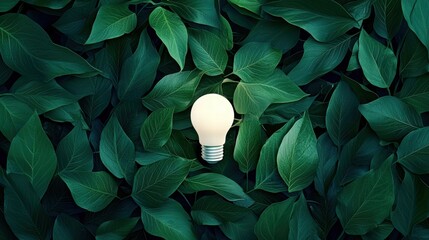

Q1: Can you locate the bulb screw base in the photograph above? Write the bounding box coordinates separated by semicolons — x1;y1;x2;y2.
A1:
201;145;223;164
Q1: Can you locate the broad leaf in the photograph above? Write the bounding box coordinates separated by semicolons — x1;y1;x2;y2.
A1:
402;0;429;55
143;70;202;112
277;112;318;192
86;4;136;44
398;127;429;174
399;31;429;78
118;29;160;100
100;116;135;183
132;157;191;207
234;69;308;116
336;156;394;235
264;0;357;42
96;217;139;240
398;75;429;113
0;96;33;141
233;42;281;81
141;199;197;240
359;96;422;141
189;29;227;76
60;171;118;212
254;119;295;193
358;29;397;88
57;127;93;175
288;35;351;86
168;0;220;28
53;214;92;240
7;112;57;199
373;0;402;40
0;13;98;79
140;108;174;150
326;81;360;146
149;7;188;70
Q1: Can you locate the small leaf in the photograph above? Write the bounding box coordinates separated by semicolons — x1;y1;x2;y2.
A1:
398;127;429;174
233;42;281;81
359;96;422;141
143;70;202;112
140;108;174;151
132;157;191;207
277;112;318;192
100;116;135;183
7;112;57;199
398;74;429;113
96;217;139;240
149;7;188;70
86;4;137;44
53;214;92;240
60;171;118;212
358;29;397;88
336;155;394;235
0;96;33;141
189;29;228;76
402;0;429;55
373;0;402;40
288;35;351;86
141;199;197;240
326;81;360;146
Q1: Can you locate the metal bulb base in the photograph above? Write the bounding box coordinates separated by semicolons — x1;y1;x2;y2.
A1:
201;145;223;164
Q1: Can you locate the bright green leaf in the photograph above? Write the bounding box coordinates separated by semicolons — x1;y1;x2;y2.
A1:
140;108;174;151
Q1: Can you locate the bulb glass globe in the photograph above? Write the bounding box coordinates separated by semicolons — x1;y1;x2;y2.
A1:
190;93;234;164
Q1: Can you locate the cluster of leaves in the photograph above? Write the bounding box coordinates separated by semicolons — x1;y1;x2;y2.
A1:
0;0;429;239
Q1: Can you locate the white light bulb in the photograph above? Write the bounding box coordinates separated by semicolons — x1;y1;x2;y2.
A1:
190;93;234;164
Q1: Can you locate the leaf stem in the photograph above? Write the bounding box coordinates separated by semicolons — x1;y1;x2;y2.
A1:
178;190;192;208
338;230;345;239
387;87;392;96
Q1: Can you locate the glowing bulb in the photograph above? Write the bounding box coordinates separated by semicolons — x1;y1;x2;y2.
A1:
191;93;234;164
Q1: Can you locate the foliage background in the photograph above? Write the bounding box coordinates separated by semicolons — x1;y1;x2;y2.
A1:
0;0;428;239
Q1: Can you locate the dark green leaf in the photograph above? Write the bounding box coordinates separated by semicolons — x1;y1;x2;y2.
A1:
362;222;394;240
140;199;197;240
398;127;429;174
7;112;57;199
373;0;402;39
0;1;18;12
289;195;321;239
326;81;360;146
277;112;318;192
132;157;191;207
342;74;378;103
80;76;112;122
399;31;429;78
315;133;338;196
219;211;258;240
149;7;188;70
53;214;92;240
140;108;174;150
359;96;423;141
264;0;357;42
229;0;262;14
23;0;71;9
402;0;429;55
358;29;397;88
0;96;33;141
336;155;394;235
260;97;315;125
168;0;220;28
288;35;351;86
398;74;429;113
60;171;118;212
96;217;139;240
0;14;98;79
45;103;89;130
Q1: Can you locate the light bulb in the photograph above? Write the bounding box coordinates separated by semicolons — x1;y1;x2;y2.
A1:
190;93;234;164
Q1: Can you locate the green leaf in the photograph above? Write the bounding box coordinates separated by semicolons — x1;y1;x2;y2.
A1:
140;108;174;151
277;112;318;192
342;74;378;103
254;119;295;193
229;0;262;14
189;29;227;76
341;0;372;25
234;69;308;116
399;31;429;78
402;0;429;55
53;214;92;240
81;76;112;122
398;74;429;113
7;112;57;199
86;4;137;44
358;29;397;88
0;96;33;141
264;0;357;42
12;80;76;114
141;198;197;240
288;35;351;86
45;102;89;130
113;100;147;145
96;217;139;240
168;0;220;28
336;155;394;235
143;70;202;112
132;157;191;207
362;222;394;240
57;127;93;175
220;15;233;50
326;81;360;146
233;42;281;81
220;211;258;240
289;195;321;239
260;96;315;125
315;133;338;196
100;116;135;183
0;14;98;79
118;29;160;100
233;115;266;173
22;0;71;9
359;96;423;141
60;171;118;212
3;174;52;240
149;7;188;70
397;127;429;174
391;171;429;236
191;195;249;226
373;0;402;40
0;1;18;12
180;173;254;206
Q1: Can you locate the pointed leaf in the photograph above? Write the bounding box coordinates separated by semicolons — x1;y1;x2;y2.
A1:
399;31;429;78
169;0;220;28
53;214;92;240
398;127;429;174
398;75;429;113
373;0;402;40
0;96;33;141
402;0;429;55
140;107;174;151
